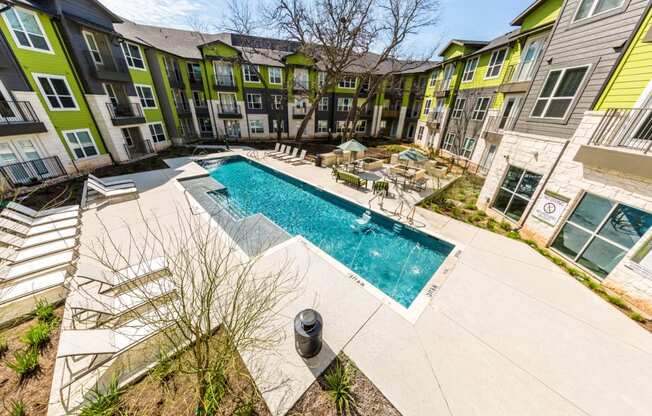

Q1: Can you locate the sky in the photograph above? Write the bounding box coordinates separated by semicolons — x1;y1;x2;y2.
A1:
99;0;533;57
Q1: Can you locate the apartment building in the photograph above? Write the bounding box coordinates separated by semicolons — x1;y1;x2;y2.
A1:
475;0;652;314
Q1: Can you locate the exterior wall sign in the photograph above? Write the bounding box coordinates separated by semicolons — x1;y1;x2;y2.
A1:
533;190;570;227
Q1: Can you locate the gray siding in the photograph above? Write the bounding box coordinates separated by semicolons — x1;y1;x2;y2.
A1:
513;0;649;139
0;32;30;92
146;48;178;138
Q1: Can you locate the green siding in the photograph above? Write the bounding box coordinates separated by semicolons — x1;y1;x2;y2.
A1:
0;7;106;157
520;0;562;32
596;9;652;110
127;46;165;125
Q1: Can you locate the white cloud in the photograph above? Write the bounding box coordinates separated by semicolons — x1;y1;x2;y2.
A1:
98;0;210;29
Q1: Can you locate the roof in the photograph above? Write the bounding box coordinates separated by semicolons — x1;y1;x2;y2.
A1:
511;0;547;26
439;39;489;57
467;30;520;57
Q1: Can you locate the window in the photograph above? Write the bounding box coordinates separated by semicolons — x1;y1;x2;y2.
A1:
271;95;283;110
192;90;205;107
214;63;234;86
3;7;51;52
317;120;329;133
471;97;491;121
429;71;437;87
356;120;367;133
199;118;212;133
249;119;264;133
339;76;356;89
83;31;102;65
219;93;237;112
148;123;166;143
531;66;589;119
318;72;327;88
122;128;133;146
243;65;260;83
64;129;99;159
574;0;624;21
34;74;78;110
121;42;145;69
552;193;652;278
515;35;547;82
336;121;347;132
187;62;202;82
135;85;156;108
424;99;432;115
462;57;479;82
442;132;457;153
451;97;466;119
224;120;241;137
492;166;543;221
272;119;284;132
246;93;262;110
416;126;425;141
318;97;328;111
269;67;282;85
485;48;507;79
294;68;309;89
460;137;477;159
337;97;353;112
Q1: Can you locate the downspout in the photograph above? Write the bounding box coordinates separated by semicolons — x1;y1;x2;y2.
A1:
50;9;113;167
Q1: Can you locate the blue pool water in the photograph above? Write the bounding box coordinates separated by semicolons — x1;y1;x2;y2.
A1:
207;156;454;308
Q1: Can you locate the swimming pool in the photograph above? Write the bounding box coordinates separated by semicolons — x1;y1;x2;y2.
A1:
206;156;454;308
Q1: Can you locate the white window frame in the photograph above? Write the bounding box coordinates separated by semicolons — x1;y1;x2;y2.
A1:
32;73;79;111
2;7;53;54
249;119;264;133
338;76;356;89
424;98;432;115
318;97;329;111
451;97;466;119
337;97;353;112
461;57;479;83
121;41;146;70
471;97;491;121
192;90;205;107
573;0;625;22
62;128;100;160
268;67;283;85
83;31;103;65
355;120;367;133
148;122;167;143
442;132;457;153
318;71;327;88
271;95;283;110
246;93;263;110
242;65;261;83
461;137;477;159
317;120;329;133
272;119;284;133
429;71;437;87
530;65;590;120
134;84;157;109
484;48;508;79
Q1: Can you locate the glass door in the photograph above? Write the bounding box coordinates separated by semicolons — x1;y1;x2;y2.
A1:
499;97;521;130
479;143;497;172
0;89;21;123
516;35;547;82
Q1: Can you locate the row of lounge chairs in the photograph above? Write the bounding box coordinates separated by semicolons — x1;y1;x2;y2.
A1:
83;174;138;208
266;143;308;165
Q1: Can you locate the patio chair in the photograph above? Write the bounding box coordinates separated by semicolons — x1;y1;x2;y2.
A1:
84;176;138;207
1;206;79;226
273;146;293;159
373;181;390;196
0;268;67;305
77;257;168;293
289;149;308;165
279;147;299;161
270;145;288;159
3;201;79;218
88;173;135;189
265;143;281;156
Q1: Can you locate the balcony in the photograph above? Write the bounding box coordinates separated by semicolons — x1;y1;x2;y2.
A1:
0;156;67;188
358;107;373;118
195;105;209;117
85;51;131;83
217;104;242;118
483;114;517;140
382;108;400;118
188;74;203;89
214;74;237;91
575;108;652;180
498;63;534;93
0;101;47;136
434;79;452;98
106;102;145;126
384;87;403;99
176;103;192;118
168;71;185;89
426;111;442;127
293;107;308;119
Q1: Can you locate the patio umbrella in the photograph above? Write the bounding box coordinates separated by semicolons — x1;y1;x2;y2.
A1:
398;148;428;165
338;139;367;161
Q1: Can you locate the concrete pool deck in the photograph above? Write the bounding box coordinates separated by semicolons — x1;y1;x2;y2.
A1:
56;148;652;416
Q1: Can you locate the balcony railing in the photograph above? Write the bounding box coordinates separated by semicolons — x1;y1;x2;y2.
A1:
106;102;145;126
218;103;241;117
176;103;192;117
484;113;517;135
427;111;442;125
168;70;184;88
589;108;652;154
0;156;66;188
188;74;203;86
215;74;236;90
85;51;130;82
293;107;308;118
1;101;46;136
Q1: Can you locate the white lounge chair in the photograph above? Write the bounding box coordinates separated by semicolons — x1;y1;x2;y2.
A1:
265;143;281;156
0;250;74;281
4;201;79;218
86;178;138;199
0;217;79;237
0;238;76;263
88;173;135;189
1;206;79;226
0;228;78;249
288;149;308;165
270;145;288;158
77;257;168;292
0;268;67;305
279;147;299;161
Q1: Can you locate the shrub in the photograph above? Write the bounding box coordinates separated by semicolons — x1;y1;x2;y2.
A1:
201;366;228;415
7;348;39;379
629;312;646;323
80;377;123;416
22;323;51;350
506;231;521;240
234;401;255;416
464;203;477;211
0;336;8;357
35;299;56;324
8;400;26;416
499;221;512;231
607;295;628;310
324;360;355;415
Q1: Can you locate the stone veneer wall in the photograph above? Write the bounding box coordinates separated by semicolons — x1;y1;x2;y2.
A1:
478;111;652;315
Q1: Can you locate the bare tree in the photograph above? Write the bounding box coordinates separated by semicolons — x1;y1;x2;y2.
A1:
443;89;486;171
82;206;299;412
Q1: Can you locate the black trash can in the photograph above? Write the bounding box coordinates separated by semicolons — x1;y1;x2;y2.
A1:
315;155;322;167
294;309;323;358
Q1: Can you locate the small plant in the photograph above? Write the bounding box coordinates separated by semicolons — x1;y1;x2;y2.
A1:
629;311;646;323
80;376;123;416
234;400;255;416
201;366;228;415
22;323;51;350
34;299;56;324
499;221;512;231
506;231;521;240
8;400;26;416
7;348;40;379
607;295;628;309
324;360;355;415
151;350;175;384
0;336;8;357
464;203;477;211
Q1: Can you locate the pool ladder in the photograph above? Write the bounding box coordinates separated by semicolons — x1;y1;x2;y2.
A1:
393;223;403;234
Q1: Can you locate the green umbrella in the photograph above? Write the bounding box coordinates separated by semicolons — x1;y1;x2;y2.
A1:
398;148;428;162
337;139;368;153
